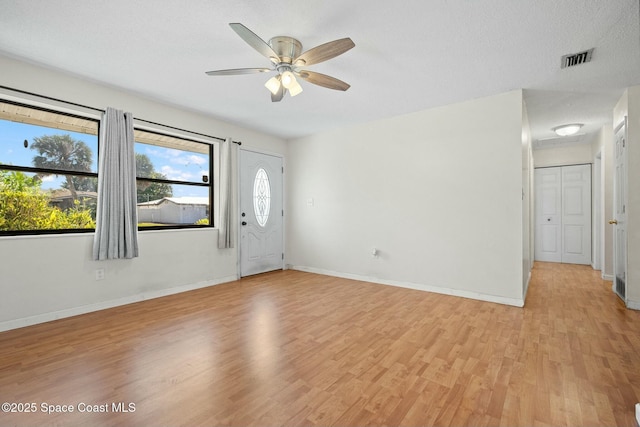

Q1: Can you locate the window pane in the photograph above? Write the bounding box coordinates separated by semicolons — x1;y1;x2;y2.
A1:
0;117;98;173
0;103;99;234
134;141;209;184
133;131;212;229
0;170;96;231
136;182;209;226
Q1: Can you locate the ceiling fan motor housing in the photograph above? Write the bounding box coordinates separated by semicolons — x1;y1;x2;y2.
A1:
268;36;302;64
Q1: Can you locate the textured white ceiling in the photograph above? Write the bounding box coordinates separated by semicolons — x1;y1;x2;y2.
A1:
0;0;638;143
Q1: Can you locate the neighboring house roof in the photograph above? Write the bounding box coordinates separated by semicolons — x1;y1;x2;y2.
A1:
49;189;98;201
137;197;209;207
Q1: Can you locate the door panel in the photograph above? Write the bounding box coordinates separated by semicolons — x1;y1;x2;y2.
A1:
563;187;583;215
248;231;263;259
563;225;583;254
541;226;559;253
240;150;283;276
541;187;558;214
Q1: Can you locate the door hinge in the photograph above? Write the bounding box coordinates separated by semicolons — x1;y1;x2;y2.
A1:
282;253;284;260
282;166;284;173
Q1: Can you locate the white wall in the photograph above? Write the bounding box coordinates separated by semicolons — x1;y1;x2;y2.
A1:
533;143;593;168
0;55;287;330
287;90;527;306
614;86;640;309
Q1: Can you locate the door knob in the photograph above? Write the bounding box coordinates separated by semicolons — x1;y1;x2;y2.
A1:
609;219;618;225
241;221;247;226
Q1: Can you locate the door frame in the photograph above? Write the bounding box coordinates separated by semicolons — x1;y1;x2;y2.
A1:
593;152;602;271
236;146;286;278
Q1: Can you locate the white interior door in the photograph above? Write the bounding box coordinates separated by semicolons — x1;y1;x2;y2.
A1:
561;165;591;264
535;165;591;265
535;167;562;262
612;120;628;300
239;149;283;277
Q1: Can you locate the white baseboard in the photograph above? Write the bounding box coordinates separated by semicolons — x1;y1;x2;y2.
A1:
0;275;238;332
627;299;640;311
291;266;525;308
635;403;639;426
523;271;532;304
602;273;614;281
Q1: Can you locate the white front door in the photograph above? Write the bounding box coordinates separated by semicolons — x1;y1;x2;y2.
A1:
239;149;283;277
535;164;591;265
612;120;628;300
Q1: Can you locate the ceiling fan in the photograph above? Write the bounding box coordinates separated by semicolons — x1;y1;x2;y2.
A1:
205;23;355;102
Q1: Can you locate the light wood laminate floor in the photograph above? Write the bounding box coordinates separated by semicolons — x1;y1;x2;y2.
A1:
1;262;639;426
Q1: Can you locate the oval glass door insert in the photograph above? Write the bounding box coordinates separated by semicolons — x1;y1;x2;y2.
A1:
253;168;271;227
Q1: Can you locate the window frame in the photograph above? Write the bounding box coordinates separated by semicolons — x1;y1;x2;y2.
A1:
133;128;214;231
0;100;100;236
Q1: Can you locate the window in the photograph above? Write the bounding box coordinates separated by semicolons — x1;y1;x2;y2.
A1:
0;100;214;234
0;101;99;235
253;168;271;227
134;129;212;228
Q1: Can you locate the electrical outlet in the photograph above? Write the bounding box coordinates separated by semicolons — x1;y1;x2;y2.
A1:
95;269;105;280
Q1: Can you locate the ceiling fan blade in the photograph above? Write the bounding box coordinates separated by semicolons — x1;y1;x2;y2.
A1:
205;68;271;76
229;23;280;64
297;71;351;91
271;85;285;102
293;38;355;66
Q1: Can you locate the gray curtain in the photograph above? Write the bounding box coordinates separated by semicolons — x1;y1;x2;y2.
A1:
93;107;139;260
218;137;236;249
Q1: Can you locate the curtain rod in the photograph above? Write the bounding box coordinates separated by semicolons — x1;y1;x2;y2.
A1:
0;85;242;145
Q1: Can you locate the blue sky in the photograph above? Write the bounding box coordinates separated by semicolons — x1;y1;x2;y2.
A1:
0;120;209;198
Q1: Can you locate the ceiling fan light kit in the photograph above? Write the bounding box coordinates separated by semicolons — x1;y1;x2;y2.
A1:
206;23;354;102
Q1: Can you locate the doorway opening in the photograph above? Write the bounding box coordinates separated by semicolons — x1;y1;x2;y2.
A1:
534;164;592;265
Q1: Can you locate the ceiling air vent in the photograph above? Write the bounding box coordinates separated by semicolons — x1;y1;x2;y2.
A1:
561;48;594;69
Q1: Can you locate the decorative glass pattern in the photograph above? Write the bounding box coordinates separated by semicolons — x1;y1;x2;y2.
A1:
253;168;271;227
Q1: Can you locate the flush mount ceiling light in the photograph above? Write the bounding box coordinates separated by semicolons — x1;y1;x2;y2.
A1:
205;23;355;102
553;123;583;136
